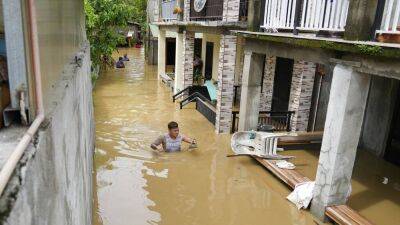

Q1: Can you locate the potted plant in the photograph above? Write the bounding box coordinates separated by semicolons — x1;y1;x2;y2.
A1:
193;68;204;85
173;6;183;15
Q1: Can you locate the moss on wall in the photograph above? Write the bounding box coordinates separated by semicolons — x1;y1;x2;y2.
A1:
238;33;400;59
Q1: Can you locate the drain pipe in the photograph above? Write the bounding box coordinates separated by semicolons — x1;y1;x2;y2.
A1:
0;0;44;196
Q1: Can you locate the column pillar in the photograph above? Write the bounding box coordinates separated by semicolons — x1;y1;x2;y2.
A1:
247;0;262;31
238;51;264;131
259;56;276;111
183;0;190;21
344;0;380;41
174;32;184;94
182;31;195;89
310;65;371;220
222;0;240;22
215;35;237;134
288;60;316;131
157;29;166;80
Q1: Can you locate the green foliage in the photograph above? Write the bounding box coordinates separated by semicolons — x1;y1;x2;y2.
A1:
356;44;383;56
129;0;147;31
84;0;147;68
193;68;203;84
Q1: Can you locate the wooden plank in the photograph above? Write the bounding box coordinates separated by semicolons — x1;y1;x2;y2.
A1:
253;157;310;188
252;157;374;225
278;131;323;144
326;205;375;225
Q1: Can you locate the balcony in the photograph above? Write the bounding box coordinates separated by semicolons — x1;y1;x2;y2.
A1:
262;0;350;33
161;0;179;21
189;0;223;21
377;0;400;34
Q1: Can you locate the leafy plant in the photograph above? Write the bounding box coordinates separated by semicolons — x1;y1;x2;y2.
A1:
193;68;203;84
356;44;383;56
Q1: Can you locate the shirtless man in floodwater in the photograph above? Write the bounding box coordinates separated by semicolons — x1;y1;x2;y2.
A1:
151;121;196;152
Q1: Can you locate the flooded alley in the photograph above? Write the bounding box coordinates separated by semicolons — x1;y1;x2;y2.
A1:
92;48;317;225
92;48;400;225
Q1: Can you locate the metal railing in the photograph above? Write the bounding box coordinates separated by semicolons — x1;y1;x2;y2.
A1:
377;0;400;34
262;0;350;32
196;98;216;124
231;111;295;133
190;0;223;21
179;92;214;109
161;0;179;21
172;85;210;102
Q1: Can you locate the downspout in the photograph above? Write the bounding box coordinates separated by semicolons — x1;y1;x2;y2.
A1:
0;0;44;196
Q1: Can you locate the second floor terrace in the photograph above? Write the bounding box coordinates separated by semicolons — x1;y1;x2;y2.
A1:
260;0;400;43
159;0;249;23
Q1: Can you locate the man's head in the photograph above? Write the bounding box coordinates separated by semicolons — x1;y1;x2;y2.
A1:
168;121;179;138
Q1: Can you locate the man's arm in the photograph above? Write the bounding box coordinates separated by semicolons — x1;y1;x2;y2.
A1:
182;136;195;144
151;136;164;150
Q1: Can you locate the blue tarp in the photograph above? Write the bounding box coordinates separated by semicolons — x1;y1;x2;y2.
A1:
205;80;217;101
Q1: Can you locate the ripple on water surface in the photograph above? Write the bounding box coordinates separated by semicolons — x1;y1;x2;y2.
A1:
92;48;319;225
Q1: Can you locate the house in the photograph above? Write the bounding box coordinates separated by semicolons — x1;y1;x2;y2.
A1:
152;0;400;224
152;0;249;134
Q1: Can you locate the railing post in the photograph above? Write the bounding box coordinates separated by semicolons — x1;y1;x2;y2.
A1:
293;0;304;35
286;112;293;132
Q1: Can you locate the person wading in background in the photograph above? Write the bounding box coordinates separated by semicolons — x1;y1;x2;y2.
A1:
116;57;125;68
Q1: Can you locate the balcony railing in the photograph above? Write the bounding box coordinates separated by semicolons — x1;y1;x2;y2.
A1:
262;0;350;32
190;0;223;21
377;0;400;34
161;0;179;21
231;111;295;133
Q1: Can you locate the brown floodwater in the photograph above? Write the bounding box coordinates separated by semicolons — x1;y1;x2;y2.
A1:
92;48;400;225
92;48;318;225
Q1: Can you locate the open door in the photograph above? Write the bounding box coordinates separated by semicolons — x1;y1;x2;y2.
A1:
385;88;400;165
271;57;294;111
204;42;213;80
166;38;176;66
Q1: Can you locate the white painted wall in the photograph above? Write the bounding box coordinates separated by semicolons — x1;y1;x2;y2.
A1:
200;33;220;82
174;32;184;94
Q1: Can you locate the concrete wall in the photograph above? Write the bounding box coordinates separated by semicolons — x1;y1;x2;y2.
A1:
234;37;245;85
359;76;399;157
36;0;86;111
0;45;94;225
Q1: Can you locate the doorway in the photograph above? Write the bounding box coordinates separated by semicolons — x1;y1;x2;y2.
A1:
271;57;294;111
204;42;214;80
385;87;400;165
194;38;202;58
166;38;176;66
